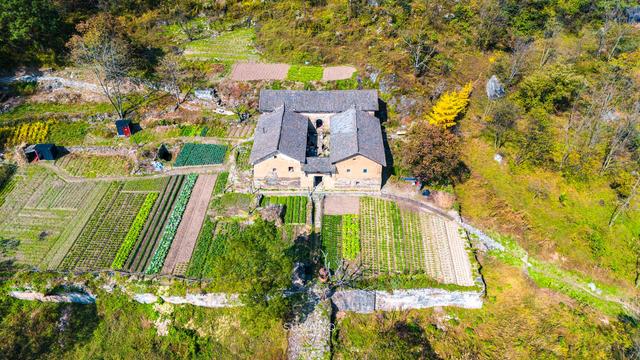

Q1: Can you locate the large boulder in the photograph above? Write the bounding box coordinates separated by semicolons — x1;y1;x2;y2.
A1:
486;75;506;100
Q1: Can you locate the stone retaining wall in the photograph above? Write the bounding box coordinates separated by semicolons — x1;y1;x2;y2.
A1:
332;288;483;313
10;289;240;308
9;291;96;304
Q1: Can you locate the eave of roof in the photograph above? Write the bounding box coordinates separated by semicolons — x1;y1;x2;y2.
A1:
259;89;379;113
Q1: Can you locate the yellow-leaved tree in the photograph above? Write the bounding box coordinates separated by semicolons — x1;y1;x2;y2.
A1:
426;82;473;128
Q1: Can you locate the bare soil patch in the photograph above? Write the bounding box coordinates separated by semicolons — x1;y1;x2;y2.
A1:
322;66;356;81
230;62;290;81
323;195;360;215
161;174;217;275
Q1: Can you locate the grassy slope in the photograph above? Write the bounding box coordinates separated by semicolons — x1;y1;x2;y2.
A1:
456;137;639;288
0;286;287;359
0;102;111;122
333;257;637;359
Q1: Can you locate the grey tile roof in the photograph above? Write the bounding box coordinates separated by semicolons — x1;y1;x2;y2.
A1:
329;108;386;166
250;105;308;164
302;157;335;173
259;90;379;113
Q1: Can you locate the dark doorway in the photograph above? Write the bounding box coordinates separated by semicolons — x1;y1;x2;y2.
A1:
314;176;322;187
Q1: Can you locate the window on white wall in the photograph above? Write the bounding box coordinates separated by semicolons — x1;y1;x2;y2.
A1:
346;169;351;173
288;167;294;172
272;168;276;172
363;168;368;173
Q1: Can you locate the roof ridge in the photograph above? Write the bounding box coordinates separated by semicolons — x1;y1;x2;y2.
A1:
274;103;285;151
354;107;360;154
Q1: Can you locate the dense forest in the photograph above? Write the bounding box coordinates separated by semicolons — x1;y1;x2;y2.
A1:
2;0;640;358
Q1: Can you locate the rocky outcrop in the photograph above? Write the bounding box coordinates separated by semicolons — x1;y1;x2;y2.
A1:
486;75;506;100
133;293;158;304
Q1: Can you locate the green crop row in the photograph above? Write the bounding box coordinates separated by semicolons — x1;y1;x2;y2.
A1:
286;65;323;82
174;143;227;167
145;174;198;274
262;196;307;224
111;192;158;269
341;214;360;260
185;217;216;278
322;215;342;269
213;172;229;194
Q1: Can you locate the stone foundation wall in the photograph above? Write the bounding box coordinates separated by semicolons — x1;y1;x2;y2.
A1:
333;177;381;190
254;176;301;189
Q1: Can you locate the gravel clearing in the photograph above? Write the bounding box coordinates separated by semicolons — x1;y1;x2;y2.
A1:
230;62;290;81
323;195;360;215
322;66;356;81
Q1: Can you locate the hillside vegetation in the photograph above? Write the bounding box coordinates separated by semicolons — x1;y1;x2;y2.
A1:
1;0;640;357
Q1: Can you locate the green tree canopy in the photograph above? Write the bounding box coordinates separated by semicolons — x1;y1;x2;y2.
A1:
0;0;63;66
209;219;294;321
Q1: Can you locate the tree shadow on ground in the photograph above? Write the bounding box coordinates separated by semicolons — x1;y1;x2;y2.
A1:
0;297;100;360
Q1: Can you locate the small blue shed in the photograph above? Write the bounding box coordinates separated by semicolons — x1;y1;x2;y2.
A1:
115;119;132;137
24;144;58;162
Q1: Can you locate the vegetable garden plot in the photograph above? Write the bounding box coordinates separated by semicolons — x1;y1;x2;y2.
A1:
186;221;240;279
227;123;254;138
261;196;308;224
111;192;158;269
174;143;227;167
1;209;75;265
321;215;342;269
121;177;167;192
59;183;148;271
0;166;109;268
213;172;229;194
146;174;198;274
36;182;97;210
56;154;132;178
161;174;217;275
341;215;360;260
235;142;252;171
185;218;217;278
358;197;475;286
125;175;186;273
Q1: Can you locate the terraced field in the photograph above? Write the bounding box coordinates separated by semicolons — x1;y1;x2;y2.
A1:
184;28;260;62
56;153;133;178
59;183;148;271
0;167;109;269
320;197;475;286
359;197;474;286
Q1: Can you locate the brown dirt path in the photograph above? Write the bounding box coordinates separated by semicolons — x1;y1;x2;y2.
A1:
161;174;217;275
